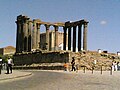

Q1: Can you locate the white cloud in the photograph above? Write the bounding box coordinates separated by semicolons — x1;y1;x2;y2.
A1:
100;20;107;25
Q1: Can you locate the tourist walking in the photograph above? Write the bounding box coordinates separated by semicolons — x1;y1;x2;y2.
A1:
7;57;13;74
71;57;76;71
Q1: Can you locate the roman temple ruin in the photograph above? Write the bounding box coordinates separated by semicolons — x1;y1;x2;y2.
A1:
14;15;88;67
16;15;88;53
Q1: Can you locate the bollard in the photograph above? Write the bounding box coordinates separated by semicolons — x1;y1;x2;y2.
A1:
110;66;112;75
92;66;94;74
83;66;86;73
101;65;102;74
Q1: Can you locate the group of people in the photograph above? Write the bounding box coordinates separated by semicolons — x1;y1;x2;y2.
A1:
0;57;13;74
63;57;78;72
112;61;120;71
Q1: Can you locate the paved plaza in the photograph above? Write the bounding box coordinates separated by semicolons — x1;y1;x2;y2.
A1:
0;70;32;82
0;70;120;90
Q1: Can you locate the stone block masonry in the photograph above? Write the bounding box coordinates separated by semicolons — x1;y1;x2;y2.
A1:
13;51;71;66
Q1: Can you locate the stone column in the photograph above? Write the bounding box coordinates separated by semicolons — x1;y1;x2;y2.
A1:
21;20;24;52
63;26;67;50
68;26;71;50
36;23;41;49
20;16;30;52
78;24;82;51
23;20;29;52
50;31;54;51
73;26;76;52
83;22;88;51
16;20;21;53
16;15;25;53
32;20;37;50
45;24;50;51
28;20;33;51
54;25;59;50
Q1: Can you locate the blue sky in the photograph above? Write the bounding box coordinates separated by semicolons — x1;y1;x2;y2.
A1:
0;0;120;53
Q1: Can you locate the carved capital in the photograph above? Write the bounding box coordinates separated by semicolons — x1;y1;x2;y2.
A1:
45;24;50;30
54;25;59;31
36;23;41;29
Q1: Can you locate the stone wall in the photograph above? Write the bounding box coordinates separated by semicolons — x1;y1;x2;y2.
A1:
13;51;71;66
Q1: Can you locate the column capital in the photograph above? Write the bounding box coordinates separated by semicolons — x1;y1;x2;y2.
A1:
65;21;71;27
45;24;50;30
83;21;89;27
36;23;41;29
22;17;30;24
63;26;67;30
73;25;77;29
54;25;59;31
68;26;72;28
78;23;82;26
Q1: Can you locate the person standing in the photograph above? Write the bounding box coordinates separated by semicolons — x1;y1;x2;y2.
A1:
114;61;118;71
7;57;13;74
0;57;2;74
63;62;68;71
112;61;115;71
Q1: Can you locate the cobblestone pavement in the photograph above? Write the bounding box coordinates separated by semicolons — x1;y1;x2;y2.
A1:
0;70;120;90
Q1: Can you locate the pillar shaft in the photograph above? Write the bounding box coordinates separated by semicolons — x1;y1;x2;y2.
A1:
63;27;67;50
54;26;59;50
45;25;50;51
73;26;76;52
23;21;28;51
36;23;40;49
68;27;71;50
50;31;54;51
16;21;21;53
28;20;32;51
21;22;24;52
32;21;37;50
16;15;30;52
83;22;88;51
78;24;82;51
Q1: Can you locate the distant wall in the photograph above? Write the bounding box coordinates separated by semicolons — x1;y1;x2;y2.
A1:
0;46;15;55
13;51;71;65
